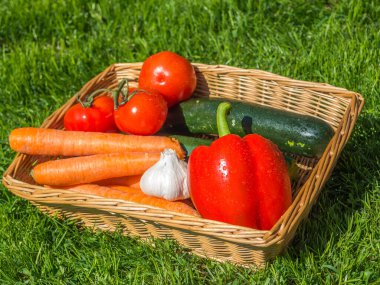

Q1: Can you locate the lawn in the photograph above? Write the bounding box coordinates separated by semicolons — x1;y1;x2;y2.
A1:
0;0;379;284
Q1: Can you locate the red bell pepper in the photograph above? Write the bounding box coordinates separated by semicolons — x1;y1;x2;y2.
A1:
188;102;292;230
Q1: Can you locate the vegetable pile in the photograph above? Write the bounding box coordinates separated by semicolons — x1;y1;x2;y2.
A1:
8;51;334;230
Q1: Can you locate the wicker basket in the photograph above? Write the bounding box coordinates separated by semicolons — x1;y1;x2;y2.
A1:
2;63;364;268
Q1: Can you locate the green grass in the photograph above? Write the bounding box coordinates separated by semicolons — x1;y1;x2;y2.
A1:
1;0;379;283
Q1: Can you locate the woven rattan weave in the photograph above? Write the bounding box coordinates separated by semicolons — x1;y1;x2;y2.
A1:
2;63;364;267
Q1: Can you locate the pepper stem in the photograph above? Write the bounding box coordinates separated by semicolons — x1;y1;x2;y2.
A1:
216;102;232;137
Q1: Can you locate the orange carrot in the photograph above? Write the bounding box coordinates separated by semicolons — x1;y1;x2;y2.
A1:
32;152;160;186
111;185;198;213
62;184;200;217
9;127;185;159
94;175;142;189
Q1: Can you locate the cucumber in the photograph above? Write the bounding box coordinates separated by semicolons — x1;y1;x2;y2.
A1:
164;98;334;158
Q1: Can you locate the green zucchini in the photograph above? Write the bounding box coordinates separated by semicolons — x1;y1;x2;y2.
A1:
164;98;334;158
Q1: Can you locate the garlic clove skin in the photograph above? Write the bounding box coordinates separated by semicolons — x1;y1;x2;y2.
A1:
140;148;190;201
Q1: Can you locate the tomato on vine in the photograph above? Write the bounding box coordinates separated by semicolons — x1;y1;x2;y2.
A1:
138;51;197;107
64;93;118;133
113;81;168;135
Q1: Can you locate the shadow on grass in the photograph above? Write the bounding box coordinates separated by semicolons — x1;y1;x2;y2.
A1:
285;111;380;259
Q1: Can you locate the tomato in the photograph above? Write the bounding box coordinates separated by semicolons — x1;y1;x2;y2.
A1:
64;95;118;133
114;89;168;135
138;51;197;107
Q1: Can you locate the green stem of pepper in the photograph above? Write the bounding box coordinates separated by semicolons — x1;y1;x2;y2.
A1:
216;102;232;137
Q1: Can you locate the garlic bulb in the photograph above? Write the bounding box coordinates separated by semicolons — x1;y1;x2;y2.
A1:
140;148;189;201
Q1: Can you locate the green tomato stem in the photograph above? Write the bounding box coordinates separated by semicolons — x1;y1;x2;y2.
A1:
77;88;113;108
75;78;130;110
112;79;129;110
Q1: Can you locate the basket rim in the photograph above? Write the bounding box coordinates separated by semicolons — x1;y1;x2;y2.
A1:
113;62;364;103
